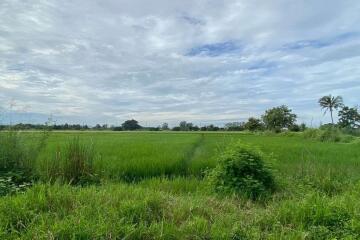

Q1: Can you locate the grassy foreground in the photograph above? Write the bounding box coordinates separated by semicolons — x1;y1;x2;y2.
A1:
1;132;360;239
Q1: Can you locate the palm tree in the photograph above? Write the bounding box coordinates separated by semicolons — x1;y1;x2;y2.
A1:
318;95;343;124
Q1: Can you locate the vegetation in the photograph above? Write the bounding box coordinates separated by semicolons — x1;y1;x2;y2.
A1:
338;106;360;129
0;131;359;238
318;95;343;124
0;130;48;196
39;137;99;185
262;105;297;132
208;141;276;200
244;117;265;131
1;95;359;238
121;119;142;131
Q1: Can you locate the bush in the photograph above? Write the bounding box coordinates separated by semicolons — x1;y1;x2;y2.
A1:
303;128;355;143
208;142;276;200
318;128;342;142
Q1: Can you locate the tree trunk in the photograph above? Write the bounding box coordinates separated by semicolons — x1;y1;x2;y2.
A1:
330;108;334;125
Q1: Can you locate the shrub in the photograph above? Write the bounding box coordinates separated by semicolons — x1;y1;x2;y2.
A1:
318;128;342;142
208;142;276;200
303;128;355;143
303;128;321;139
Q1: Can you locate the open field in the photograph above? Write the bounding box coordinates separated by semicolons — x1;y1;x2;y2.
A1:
1;132;360;239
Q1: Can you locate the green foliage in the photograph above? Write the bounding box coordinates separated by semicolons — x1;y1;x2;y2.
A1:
0;131;28;171
262;105;297;131
208;142;276;200
41;137;99;185
1;132;360;238
244;117;264;131
338;106;360;129
318;95;343;124
121;119;142;130
0;130;48;196
0;171;32;196
303;128;355;143
288;123;306;132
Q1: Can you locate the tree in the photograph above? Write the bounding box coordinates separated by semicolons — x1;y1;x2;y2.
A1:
161;123;169;130
179;121;188;131
262;105;297;131
244;117;264;131
200;124;219;131
338;106;360;129
178;121;196;131
225;122;245;131
121;119;142;131
318;95;343;124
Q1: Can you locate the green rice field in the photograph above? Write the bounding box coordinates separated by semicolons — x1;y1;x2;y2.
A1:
1;131;360;239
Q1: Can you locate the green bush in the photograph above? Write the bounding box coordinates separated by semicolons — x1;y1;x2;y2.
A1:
303;128;355;143
208;142;276;200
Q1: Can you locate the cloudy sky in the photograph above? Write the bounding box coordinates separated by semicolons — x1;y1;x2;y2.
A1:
0;0;359;126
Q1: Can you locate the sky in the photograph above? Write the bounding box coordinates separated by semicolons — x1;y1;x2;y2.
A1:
0;0;360;127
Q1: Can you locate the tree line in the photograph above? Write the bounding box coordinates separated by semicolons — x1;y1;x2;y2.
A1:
1;95;358;132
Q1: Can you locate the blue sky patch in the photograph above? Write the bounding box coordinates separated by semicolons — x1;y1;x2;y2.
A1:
284;31;360;50
186;41;240;57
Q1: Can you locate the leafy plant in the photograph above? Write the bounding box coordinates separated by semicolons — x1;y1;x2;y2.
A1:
0;170;32;196
208;142;276;200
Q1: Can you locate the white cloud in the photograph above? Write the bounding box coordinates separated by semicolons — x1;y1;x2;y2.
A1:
0;0;359;126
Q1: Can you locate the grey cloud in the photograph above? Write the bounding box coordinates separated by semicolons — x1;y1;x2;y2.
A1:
0;0;359;126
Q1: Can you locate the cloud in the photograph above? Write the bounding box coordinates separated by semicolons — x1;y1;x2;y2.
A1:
0;0;359;126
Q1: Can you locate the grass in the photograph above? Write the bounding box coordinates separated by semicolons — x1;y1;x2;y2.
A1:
1;131;360;239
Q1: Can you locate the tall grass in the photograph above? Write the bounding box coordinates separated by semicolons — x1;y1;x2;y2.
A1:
1;181;360;239
39;137;98;185
1;132;360;238
0;129;48;195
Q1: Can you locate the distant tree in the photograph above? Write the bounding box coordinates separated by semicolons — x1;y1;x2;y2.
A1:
178;121;197;131
288;122;306;132
172;126;181;131
112;126;123;131
192;125;200;131
186;122;194;130
300;123;307;131
262;105;297;131
121;119;142;131
225;122;245;131
200;124;220;131
244;117;264;131
318;95;343;124
179;121;188;131
338;106;360;129
161;122;169;130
